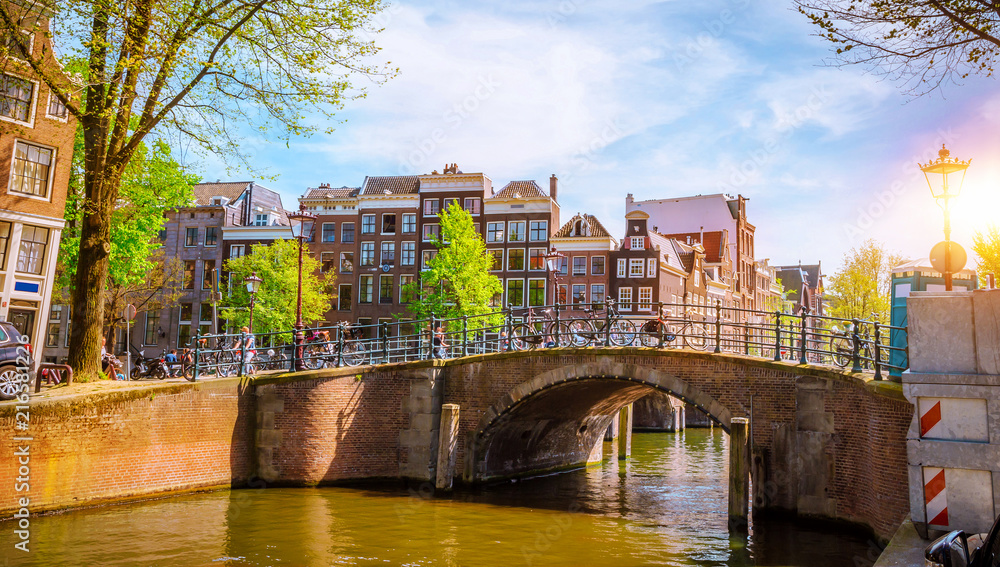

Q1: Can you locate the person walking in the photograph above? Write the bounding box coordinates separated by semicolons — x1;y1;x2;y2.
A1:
432;326;448;359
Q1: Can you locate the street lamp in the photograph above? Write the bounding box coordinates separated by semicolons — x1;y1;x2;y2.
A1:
287;204;316;370
919;144;971;291
244;271;263;333
543;248;565;306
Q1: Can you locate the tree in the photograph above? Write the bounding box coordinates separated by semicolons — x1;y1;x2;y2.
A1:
402;202;503;329
220;239;332;338
972;224;1000;287
795;0;1000;93
826;239;904;322
57;131;197;345
0;0;395;378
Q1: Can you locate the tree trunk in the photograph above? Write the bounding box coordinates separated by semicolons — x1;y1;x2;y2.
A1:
68;195;112;379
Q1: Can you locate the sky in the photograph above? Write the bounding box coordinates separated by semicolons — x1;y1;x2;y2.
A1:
194;0;1000;275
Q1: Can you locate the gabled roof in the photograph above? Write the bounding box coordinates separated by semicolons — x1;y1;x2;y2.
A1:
491;180;548;199
303;186;359;199
361;175;420;196
191;181;254;206
776;263;822;289
553;213;613;239
659;230;727;263
646;232;687;273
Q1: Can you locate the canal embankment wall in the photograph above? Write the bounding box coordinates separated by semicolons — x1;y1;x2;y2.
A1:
1;350;912;541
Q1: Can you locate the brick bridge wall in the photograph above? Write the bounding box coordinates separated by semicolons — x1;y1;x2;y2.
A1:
0;348;912;540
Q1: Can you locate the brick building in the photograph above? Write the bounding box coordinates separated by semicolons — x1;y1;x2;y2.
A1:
549;213;615;308
299;184;360;320
775;262;825;316
0;5;77;362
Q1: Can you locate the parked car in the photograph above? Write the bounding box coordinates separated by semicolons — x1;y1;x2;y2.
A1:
926;512;1000;566
0;322;31;401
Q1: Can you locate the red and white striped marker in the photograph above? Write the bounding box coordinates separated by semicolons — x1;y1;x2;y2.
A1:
924;467;949;528
920;400;942;438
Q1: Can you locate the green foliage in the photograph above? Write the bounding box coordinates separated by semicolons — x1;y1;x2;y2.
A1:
826;239;904;323
220;239;332;338
972;224;1000;287
795;1;1000;94
402;202;503;330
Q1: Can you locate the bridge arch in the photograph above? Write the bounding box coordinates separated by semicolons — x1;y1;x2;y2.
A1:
467;360;737;482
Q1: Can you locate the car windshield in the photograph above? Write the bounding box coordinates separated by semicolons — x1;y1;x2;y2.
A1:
0;327;9;343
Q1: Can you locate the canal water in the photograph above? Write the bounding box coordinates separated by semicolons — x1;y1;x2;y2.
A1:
6;429;882;566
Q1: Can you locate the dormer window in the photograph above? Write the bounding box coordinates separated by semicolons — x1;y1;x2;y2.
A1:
573;219;590;237
210;196;229;206
254;213;269;226
630;236;644;250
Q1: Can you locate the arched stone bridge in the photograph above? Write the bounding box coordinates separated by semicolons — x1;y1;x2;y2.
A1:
250;347;912;540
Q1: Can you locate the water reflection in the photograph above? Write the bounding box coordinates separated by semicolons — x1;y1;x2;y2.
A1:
7;429;877;566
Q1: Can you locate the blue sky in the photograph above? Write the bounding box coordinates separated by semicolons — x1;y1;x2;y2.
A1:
196;0;1000;273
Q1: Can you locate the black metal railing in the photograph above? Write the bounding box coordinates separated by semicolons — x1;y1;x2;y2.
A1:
186;300;908;381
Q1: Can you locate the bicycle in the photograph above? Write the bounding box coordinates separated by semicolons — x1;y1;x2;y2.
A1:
639;307;708;350
181;335;238;380
510;307;560;350
560;298;637;347
303;323;367;368
250;348;289;373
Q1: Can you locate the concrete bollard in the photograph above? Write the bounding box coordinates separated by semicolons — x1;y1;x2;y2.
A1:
729;417;750;530
435;404;460;491
617;403;633;460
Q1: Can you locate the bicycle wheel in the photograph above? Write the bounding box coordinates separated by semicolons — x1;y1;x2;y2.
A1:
302;345;324;370
270;352;289;371
558;320;593;347
639;321;665;347
343;342;366;367
609;319;636;346
830;336;851;368
684;323;708;350
217;351;237;376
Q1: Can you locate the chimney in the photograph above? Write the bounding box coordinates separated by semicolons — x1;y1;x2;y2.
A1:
699;225;704;244
549;174;558;202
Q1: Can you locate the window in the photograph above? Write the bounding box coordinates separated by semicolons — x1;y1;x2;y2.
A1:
360;242;375;267
629;259;644;278
382;214;396;234
694;268;700;286
638;287;653;311
379;275;393;303
253;213;269;226
178;324;191;349
338;284;352;311
464;198;481;214
200;303;213;322
185;227;198;246
528;279;546;307
360;214;375;234
402;214;416;233
203;227;217;246
180;303;193;321
400;275;416;303
4;32;32;59
230;244;245;258
321;252;337;272
381;241;395;264
400;242;416;266
358;275;373;304
10;141;52;197
47;91;68;120
617;258;626;278
441;198;457;213
507;249;525;271
572;284;586;305
508;221;525;242
557;284;567;305
49;304;61;321
322;223;336;243
618;287;632;311
422;223;439;242
557;257;568;276
0;74;34;123
144;311;160;345
15;225;48;274
0;222;9;269
647;258;656;277
421;249;437;270
488;249;503;271
184;260;195;289
592;256;605;276
506;279;524;307
342;223;355;243
487;222;504;243
572;256;586;276
630;236;644;250
591;284;605;304
202;260;215;290
528;248;546;271
529;220;548;242
423;199;439;216
46;323;59;347
341;252;354;273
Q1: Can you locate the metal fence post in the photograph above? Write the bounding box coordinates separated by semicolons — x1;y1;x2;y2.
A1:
554;302;561;346
773;312;782;362
604;301;612;347
505;305;513;352
381;321;389;364
192;330;201;381
851;318;863;373
873;321;883;381
799;307;809;365
462;315;469;358
744;322;750;356
714;300;722;354
337;325;344;367
429;313;436;359
239;332;247;377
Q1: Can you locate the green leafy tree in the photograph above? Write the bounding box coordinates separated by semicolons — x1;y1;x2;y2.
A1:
220;239;332;338
972;224;1000;287
826;239;904;322
402;202;502;329
0;0;395;378
795;0;1000;94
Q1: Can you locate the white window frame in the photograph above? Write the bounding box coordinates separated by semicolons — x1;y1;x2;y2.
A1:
381;213;396;235
527;278;546;307
422;223;439;242
488;249;503;272
184;227;198;247
0;73;38;127
618;287;632;311
321;222;336;243
505;278;525;307
508;221;526;243
507;248;526;271
630;236;644;250
464;197;481;215
647;258;656;277
591;256;605;276
528;247;546;271
486;221;504;243
617;258;626;278
361;214;376;234
253;213;269;226
572;256;587;276
421;249;437;270
590;284;606;305
629;259;644;278
358;275;374;304
45;89;69;122
399;274;415;303
8;138;55;200
360;241;375;267
230;244;245;258
401;241;415;266
638;287;653;311
338;283;352;311
402;213;417;234
380;241;395;264
529;220;548;242
423;199;439;216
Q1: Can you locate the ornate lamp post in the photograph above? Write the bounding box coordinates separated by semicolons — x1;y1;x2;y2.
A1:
287;204;316;370
919;145;970;291
543;248;566;306
244;271;263;333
